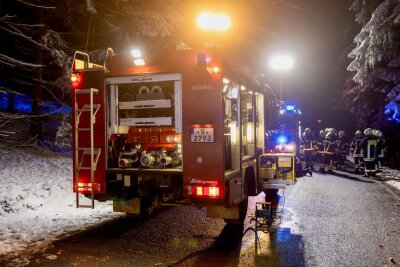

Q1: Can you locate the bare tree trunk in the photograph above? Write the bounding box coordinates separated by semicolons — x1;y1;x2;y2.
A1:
31;9;43;142
6;93;15;113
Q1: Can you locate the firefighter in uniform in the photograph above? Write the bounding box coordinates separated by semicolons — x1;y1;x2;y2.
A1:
335;130;349;170
375;130;385;172
322;128;337;173
317;129;326;170
350;130;364;174
301;128;316;174
360;128;377;177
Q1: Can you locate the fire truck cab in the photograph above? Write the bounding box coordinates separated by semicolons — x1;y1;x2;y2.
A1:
71;46;293;223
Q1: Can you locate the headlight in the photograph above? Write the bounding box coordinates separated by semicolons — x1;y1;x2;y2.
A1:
275;142;296;153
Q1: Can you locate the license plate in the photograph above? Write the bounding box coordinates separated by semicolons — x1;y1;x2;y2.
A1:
191;128;214;143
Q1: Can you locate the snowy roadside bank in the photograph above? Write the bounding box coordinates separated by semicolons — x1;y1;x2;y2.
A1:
0;147;121;261
346;155;400;192
372;167;400;192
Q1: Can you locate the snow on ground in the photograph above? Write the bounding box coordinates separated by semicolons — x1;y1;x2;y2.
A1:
383;174;400;192
376;167;400;191
0;147;399;262
0;147;121;260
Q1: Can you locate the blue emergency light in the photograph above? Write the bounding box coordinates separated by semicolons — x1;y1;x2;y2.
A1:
277;135;289;144
285;104;295;111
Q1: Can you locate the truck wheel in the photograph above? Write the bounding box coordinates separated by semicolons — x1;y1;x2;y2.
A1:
239;196;249;222
224;197;248;225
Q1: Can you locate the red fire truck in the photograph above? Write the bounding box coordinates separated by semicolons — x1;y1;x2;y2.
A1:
71;46;296;223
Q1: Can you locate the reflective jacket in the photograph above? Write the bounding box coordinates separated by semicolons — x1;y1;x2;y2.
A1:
360;136;377;162
350;137;363;157
336;136;349;153
376;137;385;158
302;133;316;151
323;132;337;155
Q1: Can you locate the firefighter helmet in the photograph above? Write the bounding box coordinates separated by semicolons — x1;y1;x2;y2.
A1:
325;130;336;139
305;128;312;135
364;128;373;136
355;130;362;137
319;130;325;138
375;130;383;137
339;131;345;138
325;128;336;135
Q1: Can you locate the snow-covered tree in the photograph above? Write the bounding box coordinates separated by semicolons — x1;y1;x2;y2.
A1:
0;0;62;143
345;0;400;125
344;0;400;166
0;0;184;148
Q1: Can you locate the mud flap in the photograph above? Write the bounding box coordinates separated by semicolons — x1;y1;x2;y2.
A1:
207;205;239;220
113;198;141;214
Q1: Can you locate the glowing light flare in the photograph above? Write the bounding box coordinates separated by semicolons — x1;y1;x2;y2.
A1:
285;105;295;111
193;186;220;197
77;182;101;192
70;73;79;83
211;65;221;74
229;122;238;145
246;123;254;143
131;49;142;58
277;135;289;144
285;144;295;152
270;55;294;71
197;12;231;31
133;58;145;66
209;187;220;197
275;143;296;152
131;49;145;66
196;186;203;196
166;135;173;143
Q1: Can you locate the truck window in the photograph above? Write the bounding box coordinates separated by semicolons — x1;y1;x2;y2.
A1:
223;79;240;172
241;85;255;157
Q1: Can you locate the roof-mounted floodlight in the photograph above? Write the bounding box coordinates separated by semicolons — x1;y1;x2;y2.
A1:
197;12;231;31
131;49;142;58
133;58;145;66
131;49;145;66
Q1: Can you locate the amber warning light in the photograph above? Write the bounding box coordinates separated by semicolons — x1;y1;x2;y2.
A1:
211;65;220;75
70;73;79;83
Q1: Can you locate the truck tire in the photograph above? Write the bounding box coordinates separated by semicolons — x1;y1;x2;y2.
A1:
224;172;250;225
224;196;248;225
245;167;257;196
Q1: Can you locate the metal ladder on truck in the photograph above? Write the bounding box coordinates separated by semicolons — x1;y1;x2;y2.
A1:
74;88;101;208
72;49;113;208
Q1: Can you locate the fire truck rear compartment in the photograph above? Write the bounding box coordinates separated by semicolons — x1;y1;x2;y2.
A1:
104;75;186;212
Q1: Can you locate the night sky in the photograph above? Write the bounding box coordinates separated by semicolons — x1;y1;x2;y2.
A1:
250;0;357;134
